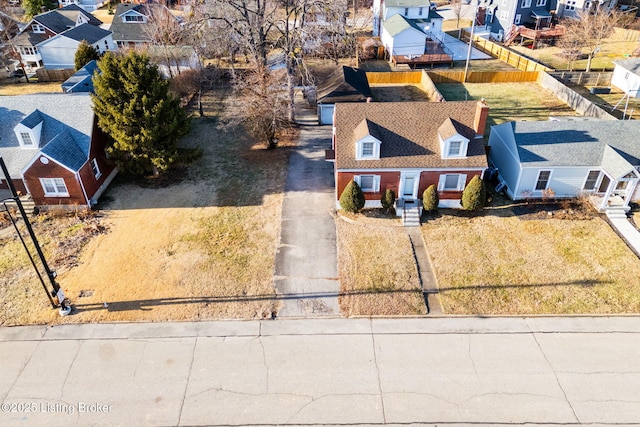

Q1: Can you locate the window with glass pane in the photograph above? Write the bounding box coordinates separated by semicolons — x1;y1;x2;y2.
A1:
54;178;67;193
448;141;461;156
20;132;33;145
583;170;599;190
444;174;458;190
535;170;551;191
43;180;56;194
40;178;68;196
360;175;374;191
362;142;374;157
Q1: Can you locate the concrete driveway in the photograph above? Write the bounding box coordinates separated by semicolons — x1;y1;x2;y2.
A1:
273;97;339;317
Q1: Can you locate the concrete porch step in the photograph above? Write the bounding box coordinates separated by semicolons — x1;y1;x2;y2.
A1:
606;209;628;220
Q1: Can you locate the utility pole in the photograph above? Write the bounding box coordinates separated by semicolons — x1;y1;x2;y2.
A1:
0;156;71;316
463;2;479;83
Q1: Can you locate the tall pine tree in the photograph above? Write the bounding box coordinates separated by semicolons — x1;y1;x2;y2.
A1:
75;40;100;71
92;51;191;176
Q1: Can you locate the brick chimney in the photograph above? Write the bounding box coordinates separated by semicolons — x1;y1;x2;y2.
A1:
473;99;489;137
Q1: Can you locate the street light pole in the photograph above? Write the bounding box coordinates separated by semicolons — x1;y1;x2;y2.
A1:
463;2;479;83
0;156;71;316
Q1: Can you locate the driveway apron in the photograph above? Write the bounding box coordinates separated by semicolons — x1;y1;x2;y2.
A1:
274;100;339;317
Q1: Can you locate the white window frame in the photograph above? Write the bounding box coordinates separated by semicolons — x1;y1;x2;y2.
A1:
499;10;509;20
91;158;102;179
536;0;547;6
419;6;423;16
521;0;532;8
125;15;144;22
437;174;467;191
361;141;374;157
447;140;463;157
354;175;381;193
404;7;409;16
583;170;600;191
20;132;33;146
566;0;576;10
32;24;45;33
40;178;69;197
534;170;552;191
514;14;522;24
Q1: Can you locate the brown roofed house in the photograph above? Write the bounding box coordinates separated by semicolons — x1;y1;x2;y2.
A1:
332;100;489;213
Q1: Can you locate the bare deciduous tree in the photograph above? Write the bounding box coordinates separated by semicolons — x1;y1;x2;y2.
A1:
559;9;623;72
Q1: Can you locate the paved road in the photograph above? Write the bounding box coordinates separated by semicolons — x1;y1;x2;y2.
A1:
274;99;339;317
1;317;639;426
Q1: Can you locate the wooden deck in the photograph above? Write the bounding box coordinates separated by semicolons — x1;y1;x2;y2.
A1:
391;41;453;68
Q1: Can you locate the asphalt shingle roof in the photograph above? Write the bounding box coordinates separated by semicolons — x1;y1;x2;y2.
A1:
60;23;112;43
383;13;425;37
614;58;640;75
34;4;102;34
317;66;372;104
61;60;98;93
110;3;175;43
20;110;43;129
334;101;487;170
0;94;94;178
505;120;640;178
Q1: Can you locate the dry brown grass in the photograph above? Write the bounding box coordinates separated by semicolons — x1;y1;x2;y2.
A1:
422;211;640;314
370;84;433;102
0;81;63;96
336;218;426;316
0;89;293;326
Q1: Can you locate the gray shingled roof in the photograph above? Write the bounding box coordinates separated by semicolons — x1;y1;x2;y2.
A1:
334;101;487;170
34;4;102;34
110;3;174;43
40;129;88;172
507;120;640;178
614;58;640;76
61;60;98;93
20;110;43;129
317;66;372;104
59;23;112;43
0;94;94;178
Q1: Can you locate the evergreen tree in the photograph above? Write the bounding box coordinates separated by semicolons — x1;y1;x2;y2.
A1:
422;185;439;212
92;51;192;176
461;175;486;211
380;189;395;213
22;0;56;19
74;41;100;71
339;180;365;213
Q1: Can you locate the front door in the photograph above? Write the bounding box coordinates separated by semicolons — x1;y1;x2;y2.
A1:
403;177;415;198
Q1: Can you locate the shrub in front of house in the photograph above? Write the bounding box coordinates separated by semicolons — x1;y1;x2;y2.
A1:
381;189;395;213
340;180;365;213
461;175;486;211
423;185;439;212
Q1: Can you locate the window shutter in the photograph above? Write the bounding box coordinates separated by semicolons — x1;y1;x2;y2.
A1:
458;174;467;191
437;175;446;191
354;175;361;186
374;176;381;192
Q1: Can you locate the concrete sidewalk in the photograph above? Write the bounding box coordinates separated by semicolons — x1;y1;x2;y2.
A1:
606;211;640;257
1;317;640;426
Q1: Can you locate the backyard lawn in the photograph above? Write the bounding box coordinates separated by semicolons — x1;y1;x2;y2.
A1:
435;82;577;131
422;206;640;314
0;81;62;95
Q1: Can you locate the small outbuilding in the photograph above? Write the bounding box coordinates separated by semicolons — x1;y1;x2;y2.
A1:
315;66;372;125
611;58;640;98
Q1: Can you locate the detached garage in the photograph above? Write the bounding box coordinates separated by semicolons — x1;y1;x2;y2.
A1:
316;66;372;125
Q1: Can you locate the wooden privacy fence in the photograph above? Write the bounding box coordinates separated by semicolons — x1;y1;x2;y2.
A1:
426;70;539;83
35;68;74;82
548;71;613;87
461;30;553;72
612;27;640;42
365;71;423;84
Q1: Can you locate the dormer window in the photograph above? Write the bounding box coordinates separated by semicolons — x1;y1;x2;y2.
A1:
20;132;33;146
354;119;382;160
448;140;462;157
32;24;45;33
362;141;374;157
125;15;145;22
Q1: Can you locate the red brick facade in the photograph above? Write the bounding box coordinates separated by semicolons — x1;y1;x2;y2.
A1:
337;170;485;201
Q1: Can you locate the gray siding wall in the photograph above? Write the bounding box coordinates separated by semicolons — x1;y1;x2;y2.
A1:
519;166;596;198
488;125;521;198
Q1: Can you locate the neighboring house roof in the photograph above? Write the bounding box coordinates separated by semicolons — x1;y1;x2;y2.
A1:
34;4;102;34
317;66;372;104
334;101;487;170
58;23;112;43
385;0;432;6
0;93;94;178
496;120;640;178
61;59;98;93
13;4;102;47
110;3;175;43
613;58;640;76
383;13;425;37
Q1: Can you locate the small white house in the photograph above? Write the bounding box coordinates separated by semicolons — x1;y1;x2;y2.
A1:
488;119;640;211
611;58;640;98
57;0;108;13
37;23;114;69
381;14;428;57
373;0;436;36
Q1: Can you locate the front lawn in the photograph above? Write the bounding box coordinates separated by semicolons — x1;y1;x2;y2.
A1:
422;208;640;314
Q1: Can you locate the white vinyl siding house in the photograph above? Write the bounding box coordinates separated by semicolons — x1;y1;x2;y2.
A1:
381;15;427;57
